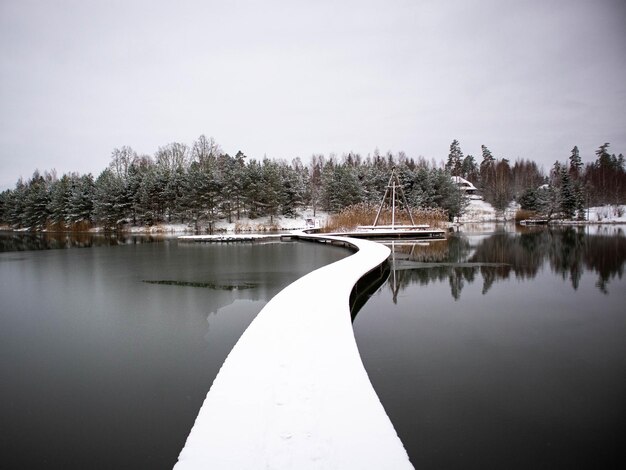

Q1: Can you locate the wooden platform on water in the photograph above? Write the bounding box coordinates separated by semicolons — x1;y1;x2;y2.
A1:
328;225;446;240
178;234;283;243
178;226;446;244
519;219;549;226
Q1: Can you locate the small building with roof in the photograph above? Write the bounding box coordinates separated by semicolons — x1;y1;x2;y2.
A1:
451;176;478;195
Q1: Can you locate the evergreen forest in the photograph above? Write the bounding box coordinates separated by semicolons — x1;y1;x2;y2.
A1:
1;136;624;231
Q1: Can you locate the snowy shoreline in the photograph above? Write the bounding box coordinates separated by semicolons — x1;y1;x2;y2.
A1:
174;233;413;469
1;204;624;234
458;201;626;225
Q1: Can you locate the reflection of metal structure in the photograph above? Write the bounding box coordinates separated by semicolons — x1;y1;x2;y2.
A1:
389;241;400;303
387;241;426;304
384;239;450;303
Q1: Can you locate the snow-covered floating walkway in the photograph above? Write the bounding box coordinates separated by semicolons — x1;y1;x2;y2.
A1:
178;234;283;243
174;233;413;469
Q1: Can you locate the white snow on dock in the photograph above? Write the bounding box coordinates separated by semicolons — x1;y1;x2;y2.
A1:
174;234;413;469
178;234;282;242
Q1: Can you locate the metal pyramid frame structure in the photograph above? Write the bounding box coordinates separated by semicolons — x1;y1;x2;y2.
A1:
372;167;415;228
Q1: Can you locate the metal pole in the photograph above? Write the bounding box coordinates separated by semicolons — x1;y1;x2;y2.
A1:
391;180;396;228
396;172;415;226
373;172;394;227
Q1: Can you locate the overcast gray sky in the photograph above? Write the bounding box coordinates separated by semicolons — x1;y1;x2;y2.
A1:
1;0;625;189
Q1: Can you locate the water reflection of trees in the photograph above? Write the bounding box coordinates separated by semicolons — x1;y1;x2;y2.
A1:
386;237;472;302
0;231;162;252
387;227;626;300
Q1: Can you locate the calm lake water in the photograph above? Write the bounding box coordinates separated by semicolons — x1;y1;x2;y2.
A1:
2;227;625;469
0;233;348;469
353;225;626;469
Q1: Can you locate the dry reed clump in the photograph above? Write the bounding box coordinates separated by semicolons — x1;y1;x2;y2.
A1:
259;222;280;232
44;220;94;232
234;222;280;232
234;222;252;232
323;203;448;232
514;209;539;221
44;221;66;232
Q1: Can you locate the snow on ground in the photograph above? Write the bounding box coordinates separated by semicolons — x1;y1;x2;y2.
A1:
123;223;191;234
215;209;329;232
178;234;282;242
112;210;331;234
174;234;413;470
457;198;518;223
568;205;626;224
459;201;626;225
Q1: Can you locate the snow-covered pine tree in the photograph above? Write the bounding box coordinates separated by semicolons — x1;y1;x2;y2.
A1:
0;190;9;225
244;159;263;218
260;158;282;222
307;155;323;217
93;169;127;228
24;171;52;229
445;139;463;176
67;174;95;226
559;166;576;219
280;159;307;218
47;174;72;228
232;151;247;220
569;146;582;180
7;179;27;228
461;155;479;182
479;145;496;199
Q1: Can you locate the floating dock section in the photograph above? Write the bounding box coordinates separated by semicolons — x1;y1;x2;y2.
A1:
175;233;413;469
178;234;283;243
329;225;446;240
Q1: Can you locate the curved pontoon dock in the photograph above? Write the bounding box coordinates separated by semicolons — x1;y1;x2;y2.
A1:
174;233;413;469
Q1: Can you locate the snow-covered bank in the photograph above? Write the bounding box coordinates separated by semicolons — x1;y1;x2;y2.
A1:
518;204;626;225
213;210;327;232
175;235;412;469
457;198;518;223
457;201;626;225
556;205;626;224
102;210;330;234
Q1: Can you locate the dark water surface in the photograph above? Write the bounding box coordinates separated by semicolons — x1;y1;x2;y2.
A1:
353;225;626;469
0;233;348;469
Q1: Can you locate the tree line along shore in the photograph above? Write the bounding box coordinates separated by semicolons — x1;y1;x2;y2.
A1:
1;136;624;232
